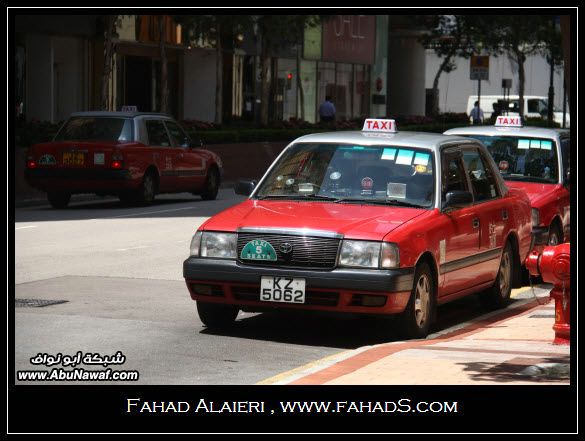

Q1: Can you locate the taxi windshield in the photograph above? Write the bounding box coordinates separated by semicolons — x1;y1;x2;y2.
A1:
470;135;558;184
54;117;134;142
254;143;435;208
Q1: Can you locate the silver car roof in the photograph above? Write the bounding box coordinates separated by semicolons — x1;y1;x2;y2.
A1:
292;130;478;152
444;125;568;139
69;111;173;119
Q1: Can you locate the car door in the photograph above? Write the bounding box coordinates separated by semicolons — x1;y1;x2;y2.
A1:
462;147;508;285
439;148;481;298
164;119;205;192
144;118;179;191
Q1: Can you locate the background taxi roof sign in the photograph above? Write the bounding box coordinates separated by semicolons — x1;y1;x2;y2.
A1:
362;118;397;133
495;116;523;127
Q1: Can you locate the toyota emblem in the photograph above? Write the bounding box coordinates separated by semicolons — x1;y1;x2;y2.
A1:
279;243;293;254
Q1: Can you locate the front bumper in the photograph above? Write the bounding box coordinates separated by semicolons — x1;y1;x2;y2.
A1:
183;258;415;315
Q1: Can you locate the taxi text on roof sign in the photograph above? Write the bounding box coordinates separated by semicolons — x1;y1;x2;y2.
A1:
362;118;397;133
495;115;523;127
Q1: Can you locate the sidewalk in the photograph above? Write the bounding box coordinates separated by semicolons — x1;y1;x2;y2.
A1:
263;287;570;385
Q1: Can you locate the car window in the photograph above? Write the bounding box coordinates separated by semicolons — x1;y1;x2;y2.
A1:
145;120;171;147
441;151;469;203
463;135;559;184
54;117;133;142
165;120;191;148
254;143;435;208
462;149;499;202
560;137;570;178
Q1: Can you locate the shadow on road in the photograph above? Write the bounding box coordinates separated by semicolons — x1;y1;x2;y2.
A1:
199;294;505;350
15;190;246;223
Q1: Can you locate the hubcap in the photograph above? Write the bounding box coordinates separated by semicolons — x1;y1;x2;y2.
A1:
414;274;430;328
144;176;154;199
498;250;511;296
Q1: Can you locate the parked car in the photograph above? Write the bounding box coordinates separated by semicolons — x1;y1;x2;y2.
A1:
445;116;570;249
183;119;533;339
24;111;222;208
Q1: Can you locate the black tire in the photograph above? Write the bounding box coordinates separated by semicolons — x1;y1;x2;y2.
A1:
396;262;435;339
196;301;238;328
480;241;513;310
135;171;157;205
548;222;563;246
201;167;220;201
47;191;71;209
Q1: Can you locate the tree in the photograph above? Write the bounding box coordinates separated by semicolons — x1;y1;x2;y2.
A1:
99;15;120;111
253;15;325;125
176;15;252;124
479;16;551;118
417;15;478;117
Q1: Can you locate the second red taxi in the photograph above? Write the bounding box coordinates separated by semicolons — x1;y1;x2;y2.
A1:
183;119;533;338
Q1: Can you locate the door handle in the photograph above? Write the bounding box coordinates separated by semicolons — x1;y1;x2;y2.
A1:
472;218;480;229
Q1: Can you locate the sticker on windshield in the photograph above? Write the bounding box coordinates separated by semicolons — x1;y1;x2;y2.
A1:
381;148;396;160
540;140;553;150
413;152;430;166
387;182;407;199
530;140;541;149
396;149;415;165
285;178;295;186
298;183;314;193
518;139;530;150
330;171;341;180
240;240;278;261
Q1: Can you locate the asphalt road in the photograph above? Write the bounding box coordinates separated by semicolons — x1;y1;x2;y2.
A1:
13;190;548;384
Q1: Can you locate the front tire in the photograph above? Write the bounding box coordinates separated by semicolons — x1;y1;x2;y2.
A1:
134;171;157;205
548;222;562;246
47;191;71;209
480;241;513;310
396;262;435;339
201;167;220;201
196;301;238;328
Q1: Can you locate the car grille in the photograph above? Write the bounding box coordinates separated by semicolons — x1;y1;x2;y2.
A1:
231;286;339;307
236;233;340;269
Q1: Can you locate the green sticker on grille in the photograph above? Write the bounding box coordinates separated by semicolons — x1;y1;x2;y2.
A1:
241;240;278;261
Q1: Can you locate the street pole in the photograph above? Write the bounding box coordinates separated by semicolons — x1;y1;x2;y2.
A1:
548;56;554;125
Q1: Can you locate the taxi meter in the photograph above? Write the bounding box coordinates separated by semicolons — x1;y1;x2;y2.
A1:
495;116;523;127
362;118;397;132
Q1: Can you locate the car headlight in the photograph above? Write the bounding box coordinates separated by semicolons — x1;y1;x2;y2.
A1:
338;240;400;269
531;208;540;227
190;232;237;259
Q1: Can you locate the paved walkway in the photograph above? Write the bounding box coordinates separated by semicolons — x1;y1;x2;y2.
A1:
262;287;570;385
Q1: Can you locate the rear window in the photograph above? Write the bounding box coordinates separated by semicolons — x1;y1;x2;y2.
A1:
54;117;134;142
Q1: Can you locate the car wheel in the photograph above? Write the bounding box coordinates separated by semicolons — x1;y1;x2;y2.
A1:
396;262;435;339
47;191;71;209
196;301;239;328
480;241;513;310
548;223;562;246
135;171;157;205
201;168;219;201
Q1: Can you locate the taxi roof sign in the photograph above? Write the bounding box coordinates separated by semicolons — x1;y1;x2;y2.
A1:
362;118;397;133
495;115;523;127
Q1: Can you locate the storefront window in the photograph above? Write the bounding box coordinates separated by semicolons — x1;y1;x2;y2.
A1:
353;64;370;119
299;60;317;123
317;61;335;121
335;63;352;120
276;58;297;121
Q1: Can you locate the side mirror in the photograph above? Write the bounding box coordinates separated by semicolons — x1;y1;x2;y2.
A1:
443;190;473;210
235;180;257;196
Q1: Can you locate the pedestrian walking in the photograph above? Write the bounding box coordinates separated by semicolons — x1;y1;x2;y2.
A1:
319;95;336;123
470;101;484;125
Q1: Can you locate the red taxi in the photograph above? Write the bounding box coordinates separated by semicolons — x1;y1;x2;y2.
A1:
25;111;223;208
445;116;570;248
183;119;533;338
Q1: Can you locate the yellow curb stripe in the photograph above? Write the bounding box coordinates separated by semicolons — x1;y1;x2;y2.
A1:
256;349;354;385
510;285;535;298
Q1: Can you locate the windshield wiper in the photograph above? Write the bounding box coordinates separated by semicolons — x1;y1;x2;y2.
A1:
335;198;426;208
255;194;339;201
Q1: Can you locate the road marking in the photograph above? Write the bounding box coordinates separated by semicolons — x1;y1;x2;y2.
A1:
256;349;357;385
104;206;200;219
116;246;152;252
15;226;37;230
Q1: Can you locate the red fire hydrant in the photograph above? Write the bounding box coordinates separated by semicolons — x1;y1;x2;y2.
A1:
525;243;570;345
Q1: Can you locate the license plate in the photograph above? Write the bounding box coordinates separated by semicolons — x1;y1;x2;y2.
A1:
260;276;306;304
63;152;84;166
